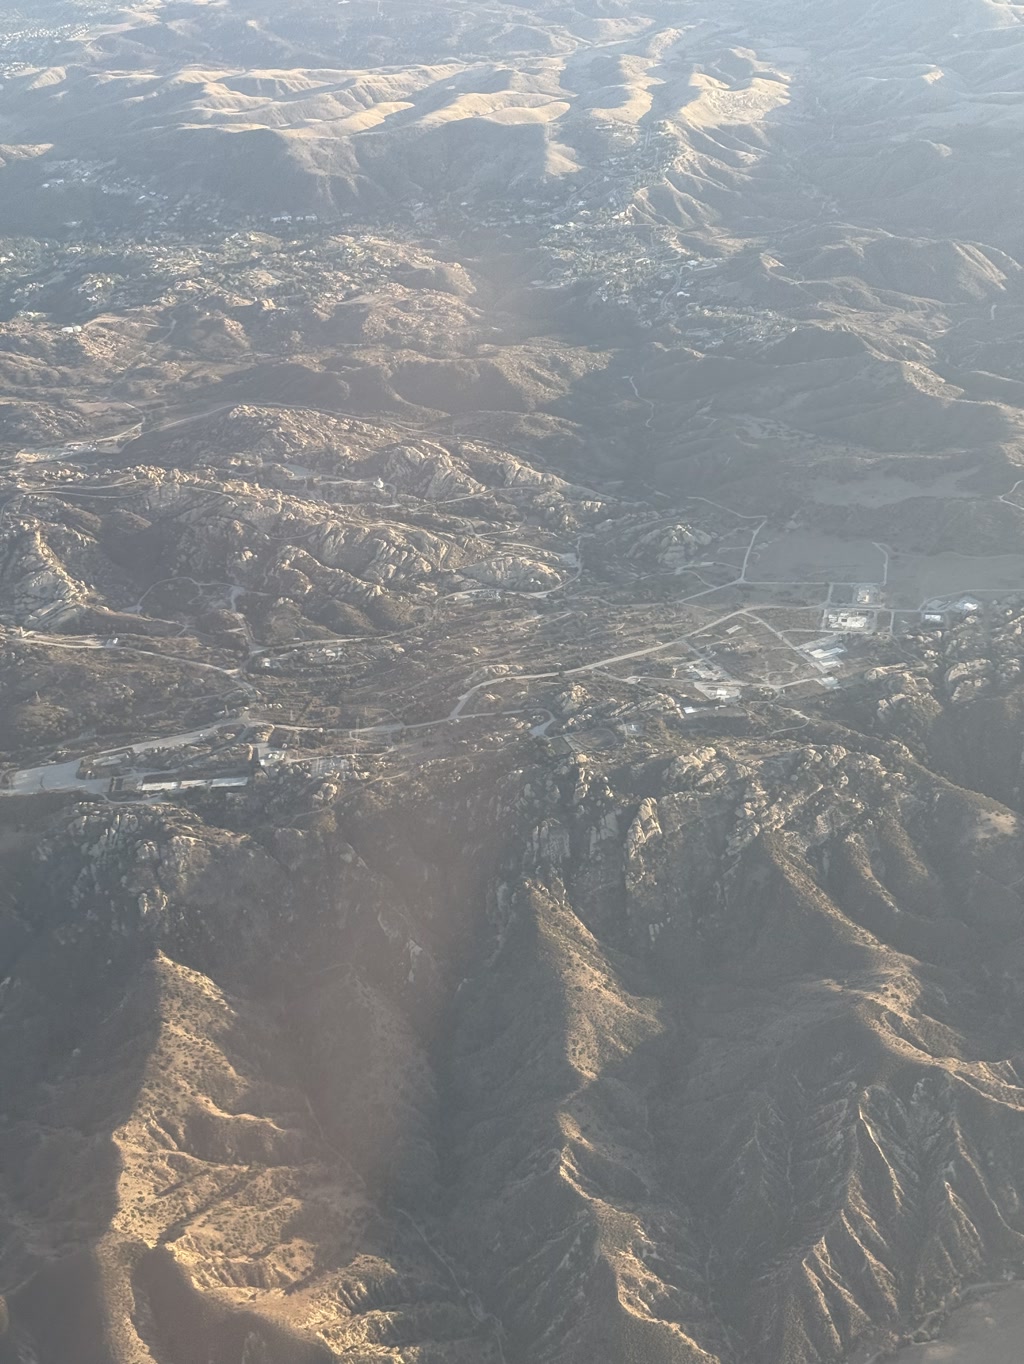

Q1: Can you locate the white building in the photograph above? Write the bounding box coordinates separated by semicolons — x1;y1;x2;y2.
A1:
823;609;873;633
808;645;845;660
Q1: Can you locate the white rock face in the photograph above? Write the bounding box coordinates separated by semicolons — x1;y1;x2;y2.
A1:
0;524;87;623
461;553;565;592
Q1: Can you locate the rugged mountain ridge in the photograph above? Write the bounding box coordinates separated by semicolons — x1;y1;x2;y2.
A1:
4;709;1024;1362
4;0;1024;1359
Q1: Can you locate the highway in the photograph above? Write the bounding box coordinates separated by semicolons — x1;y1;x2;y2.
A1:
5;462;1024;799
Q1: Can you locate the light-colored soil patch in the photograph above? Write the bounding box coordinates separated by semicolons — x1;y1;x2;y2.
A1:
973;809;1020;841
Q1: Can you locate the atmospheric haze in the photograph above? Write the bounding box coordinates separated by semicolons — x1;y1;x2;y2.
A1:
3;1;1024;1363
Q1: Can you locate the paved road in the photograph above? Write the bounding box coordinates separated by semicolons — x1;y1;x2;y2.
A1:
7;464;1024;796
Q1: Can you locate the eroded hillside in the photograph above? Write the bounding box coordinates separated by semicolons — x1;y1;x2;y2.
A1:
5;707;1024;1362
3;0;1024;1360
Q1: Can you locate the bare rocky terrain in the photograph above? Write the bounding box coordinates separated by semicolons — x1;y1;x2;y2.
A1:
3;1;1024;1363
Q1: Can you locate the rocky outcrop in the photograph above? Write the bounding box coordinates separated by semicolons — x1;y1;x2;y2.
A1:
4;726;1024;1363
